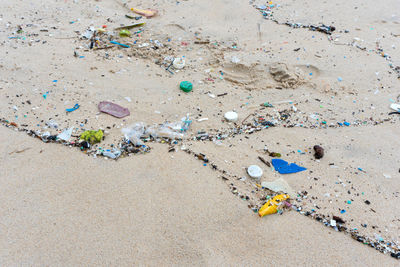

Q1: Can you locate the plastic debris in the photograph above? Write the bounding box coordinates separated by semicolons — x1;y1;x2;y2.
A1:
383;173;392;179
130;7;158;18
173;57;186;69
98;101;130;118
80;130;103;144
119;29;131;37
271;159;307;174
110;40;130;48
103;149;121;159
66;103;80;112
224;111;238;122
247;165;263;179
82;27;95;39
46;120;59;129
122;122;146;146
180;81;193;92
261;178;295;197
258;194;290;217
57;127;73;141
390;103;400;112
115;23;145;30
122;115;192;146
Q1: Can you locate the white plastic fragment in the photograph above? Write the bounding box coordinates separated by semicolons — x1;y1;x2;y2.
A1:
390;103;400;112
383;173;392;179
173;57;185;69
57;127;73;141
231;56;240;64
224;111;238;122
247;165;263;179
261;178;296;197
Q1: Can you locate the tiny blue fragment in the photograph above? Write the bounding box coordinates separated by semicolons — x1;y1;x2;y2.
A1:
66;103;80;112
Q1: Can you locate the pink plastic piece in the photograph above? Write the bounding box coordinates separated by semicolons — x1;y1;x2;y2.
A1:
98;101;130;118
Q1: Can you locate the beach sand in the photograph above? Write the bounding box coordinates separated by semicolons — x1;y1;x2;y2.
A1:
0;126;397;266
0;0;399;265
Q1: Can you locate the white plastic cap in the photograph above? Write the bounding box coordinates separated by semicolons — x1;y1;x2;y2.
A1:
224;111;238;122
247;165;263;179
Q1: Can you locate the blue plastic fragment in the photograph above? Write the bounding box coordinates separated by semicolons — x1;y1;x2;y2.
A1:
343;121;350;126
110;40;130;48
271;159;307;174
66;103;80;112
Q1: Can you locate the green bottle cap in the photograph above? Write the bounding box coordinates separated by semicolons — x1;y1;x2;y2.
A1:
180;81;193;92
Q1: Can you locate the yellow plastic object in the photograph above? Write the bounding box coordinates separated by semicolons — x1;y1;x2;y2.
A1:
130;8;158;18
258;194;290;217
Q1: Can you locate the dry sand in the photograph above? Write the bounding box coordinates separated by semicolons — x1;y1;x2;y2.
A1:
0;0;400;265
0;126;397;266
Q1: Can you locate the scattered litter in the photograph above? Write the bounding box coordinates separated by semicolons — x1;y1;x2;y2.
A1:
390;103;400;112
119;29;131;37
261;178;295;197
110;40;130;48
103;149;121;159
46;120;58;129
80;130;103;144
268;152;281;158
115;23;145;30
122;122;146;146
180;81;193;92
271;159;307;174
173;57;186;69
224;111;238;122
66;103;80;112
98;101;130;118
383;173;392;179
130;7;158;18
122;116;191;146
231;56;240;63
57;127;73;141
258;194;290;217
247;165;263;179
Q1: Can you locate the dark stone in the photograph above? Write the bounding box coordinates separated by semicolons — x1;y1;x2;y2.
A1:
313;145;324;159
